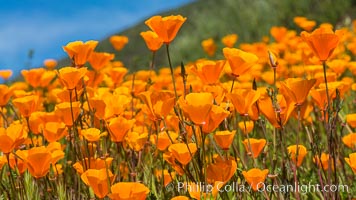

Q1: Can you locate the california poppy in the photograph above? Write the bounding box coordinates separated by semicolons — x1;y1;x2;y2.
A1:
238;120;254;135
227;89;260;120
170;196;190;200
0;84;13;107
223;47;258;77
57;67;87;90
180;92;214;125
140;31;163;52
109;35;129;51
108;182;150;200
202;105;230;133
43;122;67;142
345;153;356;173
310;88;336;110
0;123;27;153
43;59;57;69
213;130;236;150
222;34;238;48
155;169;176;187
270;26;288;42
342;133;356;149
73;157;113;174
201;38;217;57
145;15;187;44
287;145;308;167
191;60;225;85
242;138;266;158
55;101;81;127
279;78;316;106
301;27;340;61
0;69;12;80
207;156;237;183
313;153;334;171
346;113;356;128
126;131;148;151
168;143;197;165
153;131;178;151
9;149;28;174
107;116;135;142
109;67;128;87
88;52;114;71
138;90;175;121
81;168;114;198
242;168;269;191
81;128;102;142
63;40;98;67
21;68;45;88
12;95;39;118
26;146;53;178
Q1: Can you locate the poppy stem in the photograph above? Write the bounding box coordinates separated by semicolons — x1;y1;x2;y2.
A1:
0;107;8;128
165;44;178;100
322;61;331;116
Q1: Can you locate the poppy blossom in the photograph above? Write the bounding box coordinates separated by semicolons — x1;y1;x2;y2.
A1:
73;157;113;174
138;90;175;121
107;116;135;142
9;150;28;174
346;113;356;128
43;59;57;69
57;67;88;90
242;168;269;191
12;95;39;118
110;35;129;51
345;153;356;174
168;143;197;165
140;31;163;52
207;156;237;183
108;182;150;200
191;60;225;85
81;168;114;198
21;68;45;88
0;123;27;153
227;89;260;120
0;84;13;107
223;47;258;77
201;38;217;56
270;26;288;42
313;153;334;171
238;120;254;135
126;131;148;151
109;67;128;87
222;34;238;48
202;105;230;133
26;146;53;178
279;78;316;106
180;92;214;125
242;138;266;158
287;145;308;167
88;52;114;71
342;133;356;149
301;27;340;61
55;101;81;127
0;69;12;80
43;122;67;142
81;128;102;142
310;88;336;110
63;40;98;67
153;131;178;151
171;196;190;200
145;15;187;44
213;130;236;150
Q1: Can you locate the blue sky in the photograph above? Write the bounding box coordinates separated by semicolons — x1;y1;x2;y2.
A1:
0;0;193;78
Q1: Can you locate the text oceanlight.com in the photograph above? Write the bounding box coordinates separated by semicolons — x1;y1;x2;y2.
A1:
176;182;349;194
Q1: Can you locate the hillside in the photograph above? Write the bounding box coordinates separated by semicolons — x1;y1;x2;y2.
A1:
59;0;355;71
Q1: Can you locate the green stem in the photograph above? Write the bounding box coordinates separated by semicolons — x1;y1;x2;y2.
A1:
166;44;178;100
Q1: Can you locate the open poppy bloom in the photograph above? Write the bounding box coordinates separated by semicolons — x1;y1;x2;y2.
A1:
168;143;197;165
73;157;113;174
0;69;12;80
313;153;334;171
213;130;236;150
202;105;230;133
107;116;135;142
222;34;238;48
81;128;102;142
109;35;129;51
342;133;356;149
63;40;98;67
109;67;128;87
223;47;258;77
12;95;39;118
346;113;356;128
81;168;114;198
238;120;254;135
109;182;150;200
21;68;45;88
301;27;340;62
140;31;163;52
153;131;178;151
145;15;187;44
138;90;175;121
270;26;288;42
279;78;316;106
43;59;57;69
0;84;13;107
180;92;214;125
207;156;237;183
242;168;269;191
43;122;67;142
227;89;260;120
242;138;266;158
126;131;148;151
287;145;308;167
201;38;217;56
345;153;356;174
0;123;27;153
26;146;53;178
55;101;81;127
310;88;336;110
191;60;225;85
9;149;28;174
88;52;114;71
57;67;88;90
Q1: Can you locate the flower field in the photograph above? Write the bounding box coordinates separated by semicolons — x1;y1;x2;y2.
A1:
0;14;356;199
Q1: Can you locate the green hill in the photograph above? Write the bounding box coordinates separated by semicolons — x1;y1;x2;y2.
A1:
59;0;355;71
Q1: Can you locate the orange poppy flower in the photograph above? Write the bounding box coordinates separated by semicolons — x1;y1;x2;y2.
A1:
223;47;258;77
57;67;88;90
270;26;288;42
342;133;356;149
202;105;230;133
43;122;67;142
345;153;356;174
21;68;45;88
55;101;81;127
140;31;163;52
242;138;266;158
107;116;135;142
153;131;178;151
227;89;260;119
138;90;175;121
346;113;356;128
73;157;113;174
43;59;57;69
242;168;269;191
287;145;308;167
0;84;13;107
108;67;128;87
313;153;334;171
201;38;217;57
213;130;236;150
88;52;114;71
180;92;214;125
238;120;254;135
145;15;187;44
0;69;12;80
222;34;238;48
126;131;148;151
207;156;237;183
81;168;114;198
26;146;52;178
63;40;98;67
191;60;225;85
310;88;336;110
81;128;102;142
171;196;190;200
9;149;28;174
155;169;176;187
110;35;129;51
168;143;197;165
12;95;39;118
301;27;340;61
279;78;316;106
108;182;150;200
